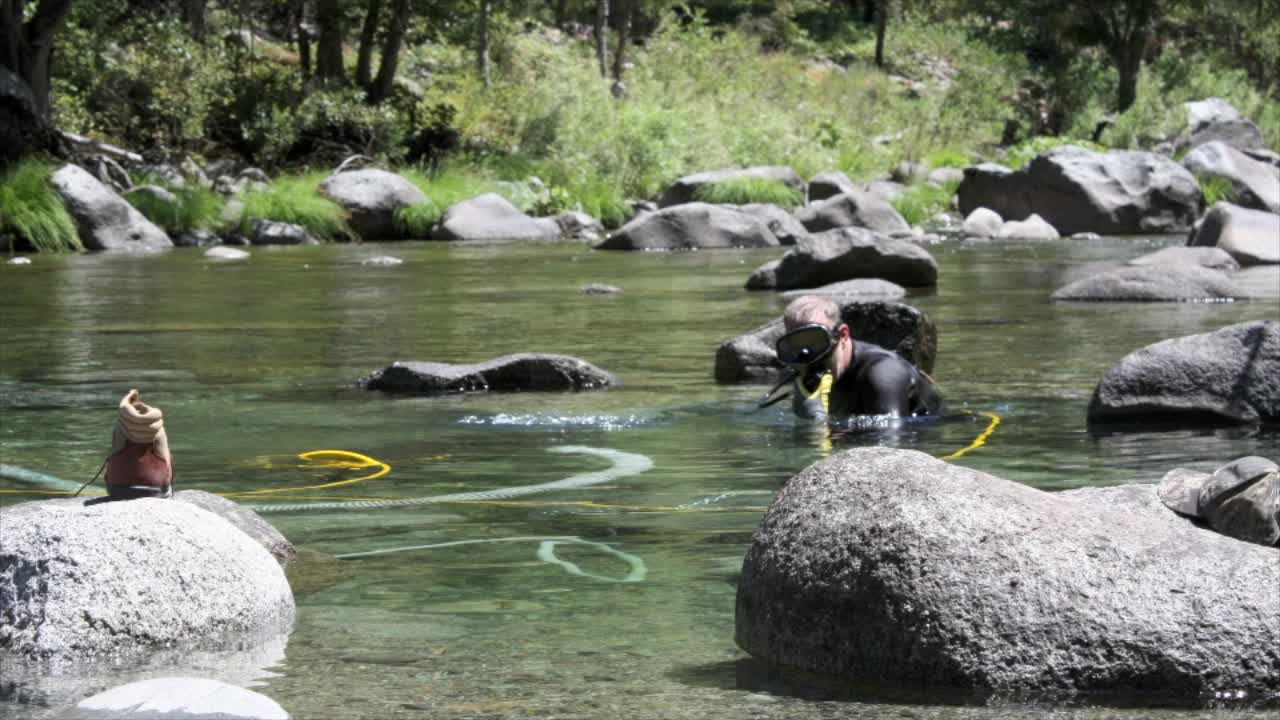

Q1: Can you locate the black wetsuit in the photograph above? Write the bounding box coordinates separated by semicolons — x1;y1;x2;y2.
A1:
827;341;941;418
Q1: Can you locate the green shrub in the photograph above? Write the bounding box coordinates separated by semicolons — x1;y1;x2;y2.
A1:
0;160;81;252
694;177;804;206
240;174;354;242
1198;175;1237;206
1004;136;1104;169
891;180;959;226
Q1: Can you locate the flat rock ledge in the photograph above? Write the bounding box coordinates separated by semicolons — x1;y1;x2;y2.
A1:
735;447;1280;704
0;498;295;662
1088;320;1280;426
362;353;616;394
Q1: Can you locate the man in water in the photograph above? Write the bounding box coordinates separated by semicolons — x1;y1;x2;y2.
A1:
776;295;941;422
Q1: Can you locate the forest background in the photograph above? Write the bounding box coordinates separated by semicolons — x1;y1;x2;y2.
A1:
2;0;1278;248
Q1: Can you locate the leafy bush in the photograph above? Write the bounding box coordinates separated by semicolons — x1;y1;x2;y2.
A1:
0;160;81;252
694;178;803;206
1004;137;1104;169
239;174;354;242
891;180;959;227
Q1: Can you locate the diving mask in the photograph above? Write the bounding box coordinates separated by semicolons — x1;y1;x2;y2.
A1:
775;323;841;369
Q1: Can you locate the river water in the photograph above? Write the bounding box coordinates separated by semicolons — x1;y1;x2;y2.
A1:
1;236;1276;719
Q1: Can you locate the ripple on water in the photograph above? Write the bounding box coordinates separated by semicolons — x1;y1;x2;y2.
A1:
457;413;659;430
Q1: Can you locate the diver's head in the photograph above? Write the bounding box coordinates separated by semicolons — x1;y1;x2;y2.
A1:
779;295;853;379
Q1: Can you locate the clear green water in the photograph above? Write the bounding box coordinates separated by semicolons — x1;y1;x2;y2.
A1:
2;237;1277;719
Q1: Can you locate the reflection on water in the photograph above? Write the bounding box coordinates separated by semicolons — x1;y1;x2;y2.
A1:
2;237;1277;718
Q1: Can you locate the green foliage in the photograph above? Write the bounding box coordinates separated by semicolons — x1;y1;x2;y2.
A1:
393;202;441;238
0;160;82;253
127;181;226;235
891;180;960;227
1198;175;1237;206
1004;137;1104;169
239;174;354;242
694;178;803;206
924;148;970;168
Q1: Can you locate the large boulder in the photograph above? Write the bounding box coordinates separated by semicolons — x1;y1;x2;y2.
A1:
736;447;1280;700
431;193;562;242
174;490;296;567
961;207;1002;238
1180;98;1266;153
0;498;295;661
1050;264;1244;302
1183;141;1280;214
319;168;427;241
796;191;910;235
807;171;859;202
746;228;938;291
714;301;935;383
732;203;808;245
658;166;804;208
1087;320;1280;425
597;203;779;251
361;353;616;394
49;165;171;251
956;148;1201;235
1188;202;1280;265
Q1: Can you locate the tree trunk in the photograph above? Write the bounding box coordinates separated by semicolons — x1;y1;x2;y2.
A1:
478;0;492;87
873;0;888;68
181;0;208;40
553;0;568;30
861;0;876;24
1113;42;1144;113
293;0;312;79
315;0;347;85
594;0;609;79
0;0;73;118
611;0;632;83
369;0;409;103
356;0;383;90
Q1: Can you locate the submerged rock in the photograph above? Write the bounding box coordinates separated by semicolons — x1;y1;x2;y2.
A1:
1050;264;1243;302
735;447;1280;701
1126;245;1239;271
1088;320;1280;426
67;677;288;720
361;354;616;394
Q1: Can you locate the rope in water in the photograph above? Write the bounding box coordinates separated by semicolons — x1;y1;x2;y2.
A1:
939;410;1002;461
334;535;647;583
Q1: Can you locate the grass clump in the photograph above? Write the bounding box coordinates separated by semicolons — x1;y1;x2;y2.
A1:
0;160;82;252
240;172;354;241
128;183;225;235
1004;136;1104;169
693;177;804;206
1198;175;1237;205
393;201;441;238
891;180;960;226
924;148;970;169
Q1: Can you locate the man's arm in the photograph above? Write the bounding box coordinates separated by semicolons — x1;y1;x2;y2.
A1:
860;358;915;416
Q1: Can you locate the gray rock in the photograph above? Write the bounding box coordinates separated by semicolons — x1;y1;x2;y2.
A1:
890;160;928;184
961;207;1002;238
1245;147;1280;171
861;181;908;204
249;220;316;246
66;677;288;720
748;227;938;290
714;301;935;383
220;198;245;228
1233;265;1280;300
319;169;427;241
555;210;605;243
926;167;965;186
745;258;782;291
1184;141;1280;213
658;166;804;208
736;447;1280;700
797;191;910;235
582;283;621;295
1188;202;1280;266
733;203;808;245
238;168;270;184
360;255;403;266
1127;246;1240;271
205;246;250;261
362;354;616;394
956;147;1201;235
174;490;295;567
432;193;562;242
173;230;221;248
996;213;1059;240
807;171;859;203
1088;320;1280;425
49;165;171;252
1178;98;1266;153
124;184;177;209
597;203;779;251
780;278;906;301
1069;231;1103;241
1051;264;1243;302
0;498;295;661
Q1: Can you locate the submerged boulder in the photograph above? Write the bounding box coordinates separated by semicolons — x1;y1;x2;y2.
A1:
362;354;615;394
1188;202;1280;266
0;498;295;661
1050;264;1243;302
714;301;935;383
736;447;1280;701
68;677;289;720
658;166;804;208
1088;320;1280;426
780;278;906;301
49;165;171;252
432;193;561;242
746;228;938;291
597;203;779;250
1126;245;1240;272
796;191;910;235
320;168;427;241
956;147;1201;235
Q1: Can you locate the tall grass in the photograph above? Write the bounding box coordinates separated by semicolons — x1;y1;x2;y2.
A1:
1198;175;1238;205
891;180;960;226
127;183;226;235
240;172;354;241
694;178;803;206
0;160;82;252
